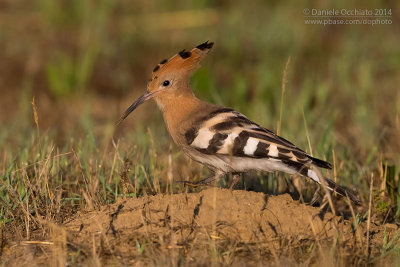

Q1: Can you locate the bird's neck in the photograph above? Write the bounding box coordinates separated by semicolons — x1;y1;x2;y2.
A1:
155;90;202;145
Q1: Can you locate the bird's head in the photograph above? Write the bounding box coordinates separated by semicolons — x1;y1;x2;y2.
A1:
118;41;214;124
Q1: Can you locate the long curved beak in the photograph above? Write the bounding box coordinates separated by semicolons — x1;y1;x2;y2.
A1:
117;90;160;125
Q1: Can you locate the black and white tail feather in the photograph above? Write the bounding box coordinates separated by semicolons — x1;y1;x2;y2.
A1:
184;107;360;204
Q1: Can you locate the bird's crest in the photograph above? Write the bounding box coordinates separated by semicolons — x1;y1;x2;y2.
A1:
150;41;214;81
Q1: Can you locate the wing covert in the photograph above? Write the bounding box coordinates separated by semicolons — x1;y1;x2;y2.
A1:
184;108;318;166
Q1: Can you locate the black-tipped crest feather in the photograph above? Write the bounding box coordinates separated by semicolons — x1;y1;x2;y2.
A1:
178;49;191;59
196;41;214;50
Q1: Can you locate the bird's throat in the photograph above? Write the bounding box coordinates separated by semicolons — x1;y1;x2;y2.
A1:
155;92;201;145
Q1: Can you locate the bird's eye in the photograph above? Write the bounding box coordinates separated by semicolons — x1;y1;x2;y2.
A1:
162;80;170;87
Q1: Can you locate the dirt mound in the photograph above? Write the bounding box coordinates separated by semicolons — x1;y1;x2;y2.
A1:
67;188;339;242
61;188;386;265
3;189;396;266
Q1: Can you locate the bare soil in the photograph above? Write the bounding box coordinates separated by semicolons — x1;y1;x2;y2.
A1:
1;189;397;266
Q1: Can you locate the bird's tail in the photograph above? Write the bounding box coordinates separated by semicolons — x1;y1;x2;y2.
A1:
303;167;360;204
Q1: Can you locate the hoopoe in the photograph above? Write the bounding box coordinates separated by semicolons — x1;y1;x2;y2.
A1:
118;41;360;203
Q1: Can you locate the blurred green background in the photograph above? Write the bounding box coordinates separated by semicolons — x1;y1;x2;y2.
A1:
0;0;399;209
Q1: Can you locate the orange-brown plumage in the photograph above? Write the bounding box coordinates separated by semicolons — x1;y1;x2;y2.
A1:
118;41;360;203
147;41;213;93
141;41;217;146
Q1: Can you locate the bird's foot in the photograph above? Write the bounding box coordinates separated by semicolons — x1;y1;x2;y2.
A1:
176;176;217;187
228;173;241;190
310;186;321;205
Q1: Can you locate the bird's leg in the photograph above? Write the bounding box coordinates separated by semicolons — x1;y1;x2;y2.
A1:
310;186;321;205
177;175;216;187
229;173;241;190
177;171;224;187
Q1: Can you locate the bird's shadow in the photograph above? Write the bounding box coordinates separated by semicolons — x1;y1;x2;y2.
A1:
225;172;307;202
225;173;355;219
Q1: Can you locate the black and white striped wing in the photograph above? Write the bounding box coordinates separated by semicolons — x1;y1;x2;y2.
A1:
184;107;331;169
184;107;360;203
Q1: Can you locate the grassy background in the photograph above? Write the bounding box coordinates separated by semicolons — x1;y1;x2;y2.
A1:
0;0;399;264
